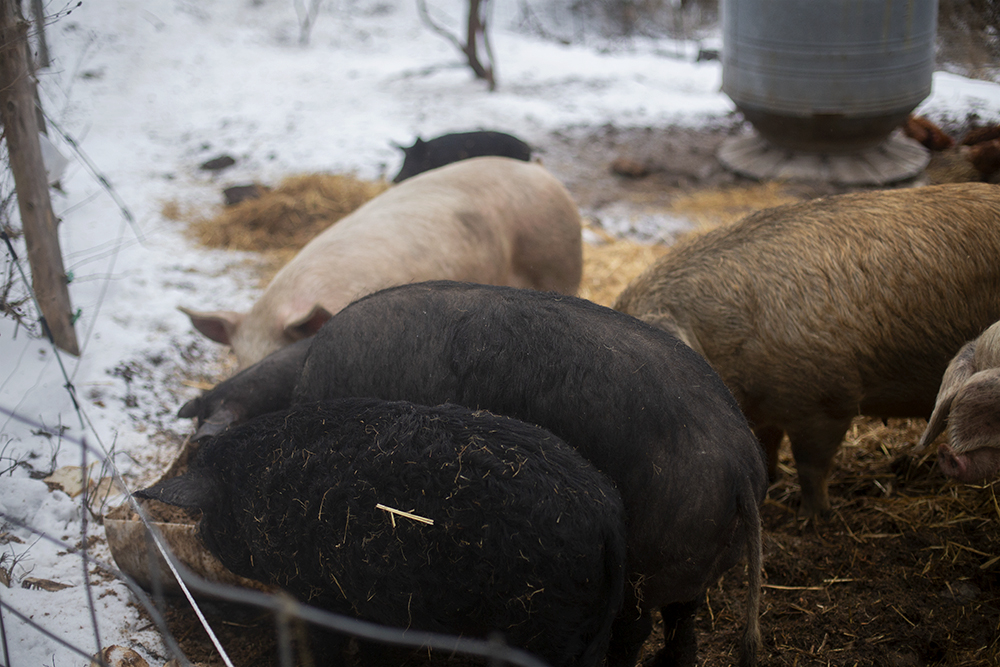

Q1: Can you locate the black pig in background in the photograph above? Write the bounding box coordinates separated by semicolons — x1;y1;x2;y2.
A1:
391;131;531;182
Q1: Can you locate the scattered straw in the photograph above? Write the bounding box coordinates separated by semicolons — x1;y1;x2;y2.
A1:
161;200;184;221
188;173;389;253
375;503;434;526
579;225;669;307
667;182;799;230
180;379;215;391
890;605;916;627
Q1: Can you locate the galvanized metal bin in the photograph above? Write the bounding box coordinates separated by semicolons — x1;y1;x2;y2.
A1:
722;0;938;153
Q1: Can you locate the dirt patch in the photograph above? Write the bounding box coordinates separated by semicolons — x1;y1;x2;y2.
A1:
538;117;990;241
540;120;808;241
692;418;1000;667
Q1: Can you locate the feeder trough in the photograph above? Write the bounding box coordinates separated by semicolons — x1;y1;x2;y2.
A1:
718;0;938;185
105;438;273;596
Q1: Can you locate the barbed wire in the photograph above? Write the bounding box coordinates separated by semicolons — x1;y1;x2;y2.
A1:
0;71;243;659
39;112;146;247
39;109;148;370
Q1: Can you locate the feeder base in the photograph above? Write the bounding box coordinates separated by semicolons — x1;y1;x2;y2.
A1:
717;132;929;185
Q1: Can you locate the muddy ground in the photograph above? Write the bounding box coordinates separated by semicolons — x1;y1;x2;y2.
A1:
128;113;1000;667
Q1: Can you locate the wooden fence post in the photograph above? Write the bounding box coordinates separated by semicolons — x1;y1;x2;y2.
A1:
30;0;49;69
1;0;79;355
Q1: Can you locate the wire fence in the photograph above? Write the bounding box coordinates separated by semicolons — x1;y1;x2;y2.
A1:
0;406;551;667
0;2;736;665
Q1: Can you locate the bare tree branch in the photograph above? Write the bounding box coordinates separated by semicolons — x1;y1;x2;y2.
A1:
481;0;496;88
416;0;465;52
295;0;323;46
417;0;496;90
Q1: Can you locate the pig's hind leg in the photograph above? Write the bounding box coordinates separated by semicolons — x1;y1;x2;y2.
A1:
648;600;700;667
787;417;853;520
605;598;700;667
604;606;653;667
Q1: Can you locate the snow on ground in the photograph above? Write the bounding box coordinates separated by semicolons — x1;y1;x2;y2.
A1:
1;0;1000;665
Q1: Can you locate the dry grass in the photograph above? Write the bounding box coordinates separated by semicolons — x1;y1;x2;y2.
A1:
184;173;389;253
579;225;669;306
668;181;800;229
577;181;803;307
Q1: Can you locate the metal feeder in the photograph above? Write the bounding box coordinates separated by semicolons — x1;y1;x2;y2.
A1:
718;0;939;185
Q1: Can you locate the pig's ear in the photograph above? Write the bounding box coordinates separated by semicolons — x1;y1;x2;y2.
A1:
974;321;1000;368
177;395;241;442
134;473;215;511
949;368;1000;450
918;340;979;449
178;307;245;346
284;304;333;340
177;396;204;420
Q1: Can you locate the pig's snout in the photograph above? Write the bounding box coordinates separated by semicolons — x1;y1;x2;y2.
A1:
177;397;203;420
937;443;968;480
938;442;1000;482
192;418;231;442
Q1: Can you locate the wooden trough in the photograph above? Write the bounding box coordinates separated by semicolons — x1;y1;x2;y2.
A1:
104;438;272;596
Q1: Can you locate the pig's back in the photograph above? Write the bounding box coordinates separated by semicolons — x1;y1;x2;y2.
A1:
295;281;767;599
281;157;580;296
616;182;1000;418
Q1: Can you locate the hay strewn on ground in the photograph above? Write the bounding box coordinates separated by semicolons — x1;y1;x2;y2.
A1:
579;225;669;306
693;418;1000;667
185;173;389;252
667;181;801;229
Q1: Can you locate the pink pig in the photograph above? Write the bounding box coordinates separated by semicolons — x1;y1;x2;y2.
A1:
181;156;583;369
919;321;1000;482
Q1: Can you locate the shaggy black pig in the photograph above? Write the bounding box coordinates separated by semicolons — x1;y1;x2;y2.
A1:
613;182;1000;520
392;131;531;183
182;156;581;369
179;281;768;667
919;321;1000;481
140;398;625;667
